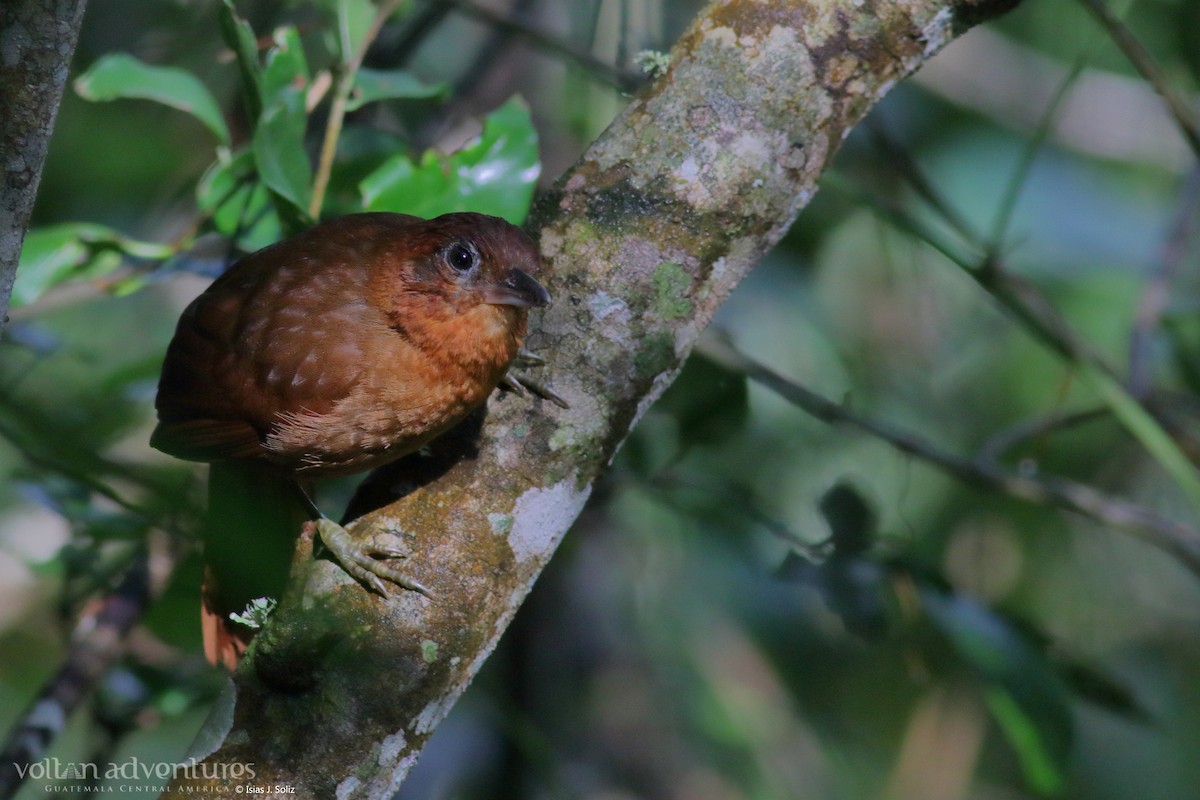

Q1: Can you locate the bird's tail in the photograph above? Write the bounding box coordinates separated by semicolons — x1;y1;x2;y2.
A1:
203;460;311;669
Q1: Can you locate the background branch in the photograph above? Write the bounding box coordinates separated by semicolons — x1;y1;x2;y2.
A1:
698;336;1200;573
1129;167;1200;397
1075;0;1200;158
0;547;164;800
445;0;644;92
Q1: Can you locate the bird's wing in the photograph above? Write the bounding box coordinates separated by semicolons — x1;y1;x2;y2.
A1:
152;226;387;463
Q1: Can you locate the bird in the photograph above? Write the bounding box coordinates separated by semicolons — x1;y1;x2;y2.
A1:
150;211;551;669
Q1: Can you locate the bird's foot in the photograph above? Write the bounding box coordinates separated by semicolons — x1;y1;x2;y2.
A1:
314;518;432;598
501;348;569;408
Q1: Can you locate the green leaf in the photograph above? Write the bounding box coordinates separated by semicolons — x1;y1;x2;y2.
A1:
360;96;540;223
196;148;281;251
74;53;229;145
252;88;313;222
985;689;1070;795
219;0;263;121
921;590;1071;794
13;224;172;307
15;227;103;307
261;26;309;109
346;68;448;111
215;8;313;234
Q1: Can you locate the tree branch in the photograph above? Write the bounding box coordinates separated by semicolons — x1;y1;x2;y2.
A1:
168;0;1022;796
444;0;644;92
1075;0;1200;159
0;548;159;800
698;335;1200;573
0;0;89;337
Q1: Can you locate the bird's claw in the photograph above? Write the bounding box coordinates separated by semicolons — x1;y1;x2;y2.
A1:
512;348;546;368
315;518;433;599
502;348;569;408
501;372;569;408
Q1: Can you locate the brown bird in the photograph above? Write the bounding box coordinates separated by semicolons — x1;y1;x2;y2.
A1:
151;212;550;669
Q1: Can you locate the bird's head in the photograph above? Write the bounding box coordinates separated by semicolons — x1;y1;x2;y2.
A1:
370;212;550;365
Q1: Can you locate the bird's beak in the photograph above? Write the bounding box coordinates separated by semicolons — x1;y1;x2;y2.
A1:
482;268;551;308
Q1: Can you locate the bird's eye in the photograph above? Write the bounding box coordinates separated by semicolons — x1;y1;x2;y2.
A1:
447;243;477;272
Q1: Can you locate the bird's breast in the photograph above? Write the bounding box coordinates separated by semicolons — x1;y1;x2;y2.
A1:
261;317;518;477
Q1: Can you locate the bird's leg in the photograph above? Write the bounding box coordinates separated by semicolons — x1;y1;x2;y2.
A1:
292;482;432;599
501;347;569;408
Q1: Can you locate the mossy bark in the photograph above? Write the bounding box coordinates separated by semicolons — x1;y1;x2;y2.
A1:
0;0;88;335
167;0;1021;796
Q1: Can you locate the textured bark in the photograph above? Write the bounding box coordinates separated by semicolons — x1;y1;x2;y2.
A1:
0;0;88;335
169;0;1020;796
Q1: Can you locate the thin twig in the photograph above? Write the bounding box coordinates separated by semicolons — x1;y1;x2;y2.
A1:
645;472;824;556
308;70;351;218
976;406;1109;464
828;170;1115;372
860;169;1114;376
977;262;1117;374
866;118;983;247
1076;0;1200;160
988;57;1087;249
698;334;1200;577
1129;166;1200;397
310;0;406;219
443;0;644;92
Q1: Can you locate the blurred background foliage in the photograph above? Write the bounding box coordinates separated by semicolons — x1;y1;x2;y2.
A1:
3;0;1200;798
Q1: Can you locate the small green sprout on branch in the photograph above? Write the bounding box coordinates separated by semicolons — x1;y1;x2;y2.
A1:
229;597;278;630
